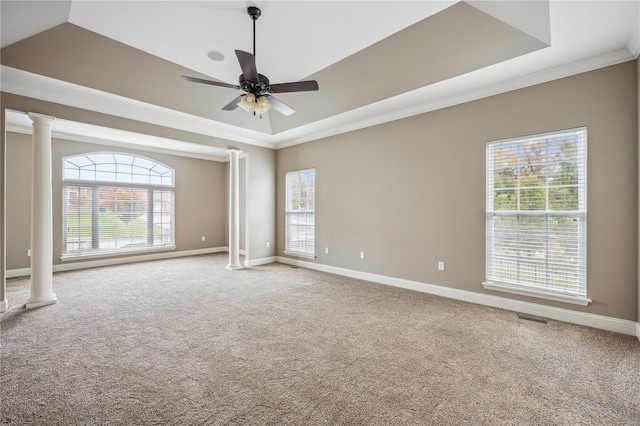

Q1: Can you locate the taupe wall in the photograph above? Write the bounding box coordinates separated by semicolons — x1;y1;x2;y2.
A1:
0;93;276;266
277;60;638;321
5;132;31;269
6;132;226;269
1;108;5;303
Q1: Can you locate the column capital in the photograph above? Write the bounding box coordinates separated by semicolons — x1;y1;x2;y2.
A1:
226;149;243;158
28;113;56;126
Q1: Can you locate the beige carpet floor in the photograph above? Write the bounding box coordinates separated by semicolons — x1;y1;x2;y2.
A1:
1;253;639;425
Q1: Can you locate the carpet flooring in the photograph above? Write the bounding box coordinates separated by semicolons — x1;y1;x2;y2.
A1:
1;253;639;425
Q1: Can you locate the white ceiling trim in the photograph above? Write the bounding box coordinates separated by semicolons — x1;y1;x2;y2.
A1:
0;66;277;149
1;46;635;152
272;48;635;148
5;110;230;162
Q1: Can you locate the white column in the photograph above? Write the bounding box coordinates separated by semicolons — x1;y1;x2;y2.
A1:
25;113;57;309
226;149;243;270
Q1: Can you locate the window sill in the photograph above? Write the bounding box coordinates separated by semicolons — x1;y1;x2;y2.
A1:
60;245;176;262
482;281;591;306
283;250;316;260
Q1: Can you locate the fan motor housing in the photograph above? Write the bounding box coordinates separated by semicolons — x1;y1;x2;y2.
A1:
239;73;270;95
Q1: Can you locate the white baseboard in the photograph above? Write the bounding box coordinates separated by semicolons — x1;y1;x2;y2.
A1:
275;256;638;337
6;247;228;278
245;256;276;267
222;247;247;256
6;268;31;278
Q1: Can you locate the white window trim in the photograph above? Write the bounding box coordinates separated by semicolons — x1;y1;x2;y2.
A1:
283;250;316;260
482;281;591;306
485;127;587;302
285;168;316;257
62;152;175;258
61;244;176;262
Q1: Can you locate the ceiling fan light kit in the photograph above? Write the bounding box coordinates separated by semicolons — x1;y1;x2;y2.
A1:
237;93;272;117
181;6;319;118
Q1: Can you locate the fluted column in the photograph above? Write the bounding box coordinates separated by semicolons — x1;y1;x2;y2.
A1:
226;149;243;270
25;113;57;309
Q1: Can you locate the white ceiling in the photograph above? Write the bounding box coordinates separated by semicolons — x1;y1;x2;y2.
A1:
1;1;639;153
67;1;458;85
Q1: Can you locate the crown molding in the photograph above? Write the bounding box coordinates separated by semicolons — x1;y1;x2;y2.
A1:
2;47;635;151
273;48;635;149
0;66;277;150
5;109;230;162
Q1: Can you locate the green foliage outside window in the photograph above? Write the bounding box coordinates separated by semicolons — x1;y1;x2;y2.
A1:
493;139;579;212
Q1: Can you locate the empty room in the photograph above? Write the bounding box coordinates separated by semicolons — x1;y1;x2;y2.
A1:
1;1;639;424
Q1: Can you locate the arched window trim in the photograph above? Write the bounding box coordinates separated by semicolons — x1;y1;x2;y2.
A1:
63;152;175;187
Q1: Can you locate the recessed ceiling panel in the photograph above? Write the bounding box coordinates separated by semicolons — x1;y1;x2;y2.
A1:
67;0;457;85
0;0;71;48
269;2;549;133
467;0;551;45
0;23;273;133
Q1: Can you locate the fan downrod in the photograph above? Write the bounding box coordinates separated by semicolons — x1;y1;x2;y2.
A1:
247;6;261;57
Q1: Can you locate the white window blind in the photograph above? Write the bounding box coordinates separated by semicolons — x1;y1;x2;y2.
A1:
285;168;315;256
62;153;175;258
486;127;587;297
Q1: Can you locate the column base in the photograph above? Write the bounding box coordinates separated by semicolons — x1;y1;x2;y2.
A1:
0;299;8;313
225;264;243;270
25;295;57;309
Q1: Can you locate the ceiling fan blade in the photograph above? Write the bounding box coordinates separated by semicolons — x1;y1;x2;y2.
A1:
222;95;243;111
269;80;319;93
235;50;259;83
267;95;295;116
181;76;239;90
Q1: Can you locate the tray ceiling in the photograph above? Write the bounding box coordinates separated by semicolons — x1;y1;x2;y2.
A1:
1;1;638;149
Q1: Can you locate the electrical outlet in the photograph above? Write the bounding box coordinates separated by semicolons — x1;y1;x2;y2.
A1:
325;247;329;254
27;249;31;257
266;242;270;248
201;236;206;242
360;251;365;259
438;261;445;271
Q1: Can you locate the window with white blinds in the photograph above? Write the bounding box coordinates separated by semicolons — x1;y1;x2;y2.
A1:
486;127;587;297
62;153;175;258
285;168;315;257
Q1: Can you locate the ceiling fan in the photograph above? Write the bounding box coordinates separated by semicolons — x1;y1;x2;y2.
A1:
181;6;319;118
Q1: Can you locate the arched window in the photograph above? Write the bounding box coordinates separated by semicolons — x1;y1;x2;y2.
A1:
62;153;175;258
63;153;174;185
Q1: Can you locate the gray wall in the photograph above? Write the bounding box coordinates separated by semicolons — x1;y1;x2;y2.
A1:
0;93;276;267
1;108;5;303
277;60;638;321
6;132;226;269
